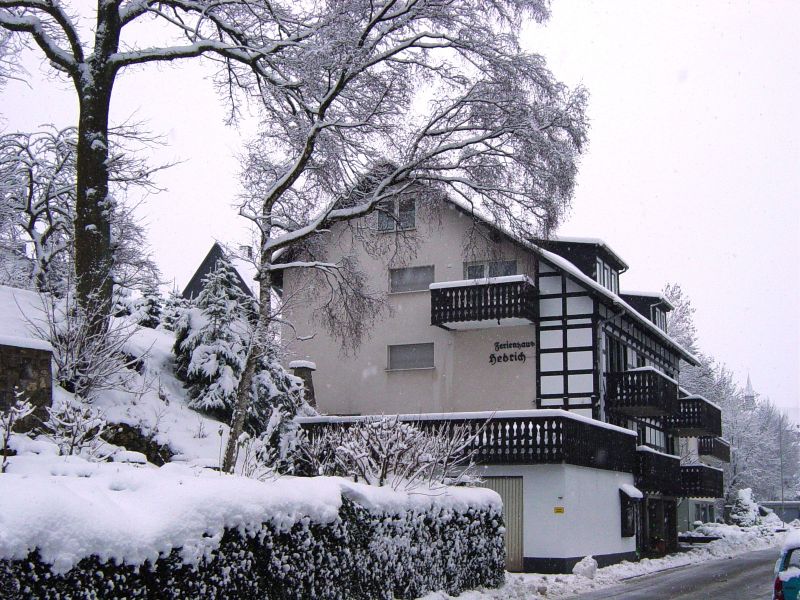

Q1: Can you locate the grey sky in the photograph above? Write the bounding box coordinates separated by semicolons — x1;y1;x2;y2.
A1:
2;1;798;417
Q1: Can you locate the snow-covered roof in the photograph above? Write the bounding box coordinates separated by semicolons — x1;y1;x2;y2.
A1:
548;235;629;271
0;286;52;352
229;255;259;297
619;483;644;500
298;408;638;437
440;195;699;365
288;360;317;370
620;290;675;311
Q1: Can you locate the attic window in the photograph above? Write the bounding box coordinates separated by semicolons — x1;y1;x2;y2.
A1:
652;307;667;331
595;258;619;294
376;198;415;232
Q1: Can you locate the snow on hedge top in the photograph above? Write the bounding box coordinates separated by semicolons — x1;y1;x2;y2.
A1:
0;285;51;351
0;454;499;575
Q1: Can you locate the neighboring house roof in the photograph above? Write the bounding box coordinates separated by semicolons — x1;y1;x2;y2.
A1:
0;285;52;352
182;243;259;300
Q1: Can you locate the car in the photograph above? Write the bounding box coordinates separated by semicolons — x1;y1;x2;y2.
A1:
775;531;800;600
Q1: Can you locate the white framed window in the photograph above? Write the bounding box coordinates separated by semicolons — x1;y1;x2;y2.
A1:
389;266;434;293
376;197;416;232
652;307;667;331
463;259;517;279
595;257;619;293
387;343;434;370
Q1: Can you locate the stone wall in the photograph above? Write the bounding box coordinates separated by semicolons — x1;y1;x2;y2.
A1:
0;343;52;430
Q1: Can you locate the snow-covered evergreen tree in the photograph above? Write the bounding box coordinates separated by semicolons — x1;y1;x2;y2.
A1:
729;488;760;527
135;285;163;329
174;258;251;421
160;289;189;332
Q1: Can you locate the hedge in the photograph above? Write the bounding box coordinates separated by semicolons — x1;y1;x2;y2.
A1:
0;497;504;599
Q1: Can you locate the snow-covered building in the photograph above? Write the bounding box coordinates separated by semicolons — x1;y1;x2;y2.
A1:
280;196;728;572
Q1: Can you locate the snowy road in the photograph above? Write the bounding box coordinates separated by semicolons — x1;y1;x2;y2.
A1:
569;547;778;599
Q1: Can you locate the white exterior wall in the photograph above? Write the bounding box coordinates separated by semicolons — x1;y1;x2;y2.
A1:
479;463;637;560
283;202;538;415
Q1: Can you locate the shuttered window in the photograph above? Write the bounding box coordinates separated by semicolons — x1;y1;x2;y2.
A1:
389;266;434;293
388;343;434;370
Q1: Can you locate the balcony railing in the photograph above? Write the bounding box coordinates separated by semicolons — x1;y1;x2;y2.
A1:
298;410;637;473
634;446;682;496
605;368;679;417
668;395;722;437
429;276;537;330
681;464;724;498
698;437;731;463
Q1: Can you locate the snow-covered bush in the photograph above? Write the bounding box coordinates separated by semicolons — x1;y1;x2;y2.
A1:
41;395;109;460
0;390;34;473
299;416;479;489
729;487;760;527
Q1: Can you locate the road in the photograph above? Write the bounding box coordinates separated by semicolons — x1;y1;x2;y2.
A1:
570;547;779;600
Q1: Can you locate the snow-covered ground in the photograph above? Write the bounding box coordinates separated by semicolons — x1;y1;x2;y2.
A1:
422;522;788;600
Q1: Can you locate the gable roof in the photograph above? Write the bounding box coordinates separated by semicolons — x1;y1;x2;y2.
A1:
182;243;258;300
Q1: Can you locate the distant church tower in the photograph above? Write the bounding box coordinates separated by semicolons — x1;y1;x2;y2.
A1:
744;375;756;403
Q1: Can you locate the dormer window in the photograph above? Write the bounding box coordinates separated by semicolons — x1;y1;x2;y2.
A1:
376;197;415;232
463;260;517;279
652;306;667;331
595;257;619;294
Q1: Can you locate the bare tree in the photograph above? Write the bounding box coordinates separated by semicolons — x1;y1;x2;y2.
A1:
224;0;588;470
0;125;165;292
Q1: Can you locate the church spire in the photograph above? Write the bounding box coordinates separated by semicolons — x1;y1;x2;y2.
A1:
744;374;755;401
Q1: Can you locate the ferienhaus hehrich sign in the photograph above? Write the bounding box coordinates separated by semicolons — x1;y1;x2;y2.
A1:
489;340;535;366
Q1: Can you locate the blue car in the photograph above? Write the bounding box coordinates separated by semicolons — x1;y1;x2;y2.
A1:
775;534;800;600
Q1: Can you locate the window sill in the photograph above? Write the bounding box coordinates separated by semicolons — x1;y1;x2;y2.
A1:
385;367;436;372
375;227;417;234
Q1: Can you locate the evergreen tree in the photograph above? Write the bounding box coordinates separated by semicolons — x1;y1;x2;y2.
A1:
161;288;190;332
136;285;163;329
174;258;251;420
729;488;760;527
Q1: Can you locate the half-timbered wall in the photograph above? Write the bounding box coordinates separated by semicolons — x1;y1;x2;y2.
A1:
535;259;598;415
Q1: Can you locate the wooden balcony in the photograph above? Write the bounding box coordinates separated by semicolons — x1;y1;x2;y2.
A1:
429;276;537;330
668;395;722;437
634;446;682;496
698;437;731;463
605;368;679;417
298;410;637;473
681;464;724;498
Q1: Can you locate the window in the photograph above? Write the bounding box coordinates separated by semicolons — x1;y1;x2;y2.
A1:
620;490;639;537
605;336;627;373
376;198;415;232
595;258;619;293
388;343;434;370
463;260;517;279
389;266;434;293
652;307;667;331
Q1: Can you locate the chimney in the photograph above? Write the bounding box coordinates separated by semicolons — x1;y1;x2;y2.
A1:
239;245;253;260
289;360;317;408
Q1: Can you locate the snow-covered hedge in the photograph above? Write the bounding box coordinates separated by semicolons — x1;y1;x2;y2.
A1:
0;458;504;599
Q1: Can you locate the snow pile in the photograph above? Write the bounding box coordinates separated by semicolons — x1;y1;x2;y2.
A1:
571;556;597;579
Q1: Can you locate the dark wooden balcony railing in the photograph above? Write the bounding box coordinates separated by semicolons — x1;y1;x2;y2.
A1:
668;395;722;437
430;276;537;329
634;446;682;496
698;437;731;463
681;464;724;498
298;410;637;473
605;368;679;417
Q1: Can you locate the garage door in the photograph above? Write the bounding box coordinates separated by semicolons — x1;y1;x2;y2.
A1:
480;476;524;572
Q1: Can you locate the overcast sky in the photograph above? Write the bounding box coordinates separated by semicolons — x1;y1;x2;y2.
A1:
2;1;798;418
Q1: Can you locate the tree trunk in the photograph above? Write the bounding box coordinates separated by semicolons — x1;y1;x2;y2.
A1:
222;269;273;472
73;3;120;323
